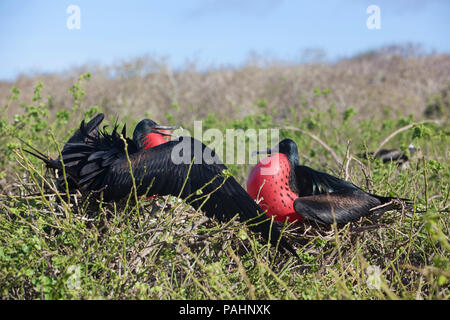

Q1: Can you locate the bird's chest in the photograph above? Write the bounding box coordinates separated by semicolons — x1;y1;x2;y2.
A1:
247;154;303;222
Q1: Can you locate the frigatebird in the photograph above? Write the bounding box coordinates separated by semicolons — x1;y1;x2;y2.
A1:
23;114;296;255
358;144;419;167
247;139;409;225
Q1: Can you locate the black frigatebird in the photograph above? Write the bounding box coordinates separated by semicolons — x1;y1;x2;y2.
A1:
358;144;420;168
247;139;409;225
23;114;296;255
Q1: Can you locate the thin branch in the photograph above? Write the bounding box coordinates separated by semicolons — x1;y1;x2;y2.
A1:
373;120;440;157
281;126;342;166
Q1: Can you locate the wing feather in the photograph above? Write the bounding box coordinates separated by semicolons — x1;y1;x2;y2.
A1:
294;165;358;196
293;189;382;224
293;165;405;224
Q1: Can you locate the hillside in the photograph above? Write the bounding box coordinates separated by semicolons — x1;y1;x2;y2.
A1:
0;47;448;300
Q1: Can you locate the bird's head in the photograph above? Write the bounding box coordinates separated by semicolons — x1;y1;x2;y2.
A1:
253;139;299;166
133;119;181;149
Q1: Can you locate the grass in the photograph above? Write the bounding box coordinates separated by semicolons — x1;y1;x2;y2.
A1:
0;54;449;300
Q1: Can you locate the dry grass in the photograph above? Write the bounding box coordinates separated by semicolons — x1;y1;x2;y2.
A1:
1;47;449;127
0;45;448;300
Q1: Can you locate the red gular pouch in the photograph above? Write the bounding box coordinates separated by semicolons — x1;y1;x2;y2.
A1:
247;153;303;222
142;130;171;149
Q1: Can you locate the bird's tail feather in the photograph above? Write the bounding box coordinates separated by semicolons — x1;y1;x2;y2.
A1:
19;138;62;171
371;194;417;212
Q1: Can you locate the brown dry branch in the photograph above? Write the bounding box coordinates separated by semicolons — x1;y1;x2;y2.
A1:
281;126;343;166
373;120;441;157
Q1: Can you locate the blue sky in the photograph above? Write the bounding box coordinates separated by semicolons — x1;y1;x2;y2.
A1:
0;0;449;80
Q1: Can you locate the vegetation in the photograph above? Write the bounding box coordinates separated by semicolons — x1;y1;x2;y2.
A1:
0;48;448;299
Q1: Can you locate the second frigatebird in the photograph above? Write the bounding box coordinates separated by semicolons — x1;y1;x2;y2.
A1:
358;144;420;169
24;114;296;255
247;139;409;225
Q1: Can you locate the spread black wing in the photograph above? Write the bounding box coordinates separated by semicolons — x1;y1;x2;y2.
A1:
293;189;384;224
64;113;105;148
22;113;106;191
56;113;106;190
61;133;296;255
59;121;136;189
294;165;359;196
293;165;400;224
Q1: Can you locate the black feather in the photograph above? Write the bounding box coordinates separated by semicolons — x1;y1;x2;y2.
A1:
293;165;409;224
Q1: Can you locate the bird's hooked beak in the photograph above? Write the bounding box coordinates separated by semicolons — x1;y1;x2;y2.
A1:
148;125;182;138
251;147;275;157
